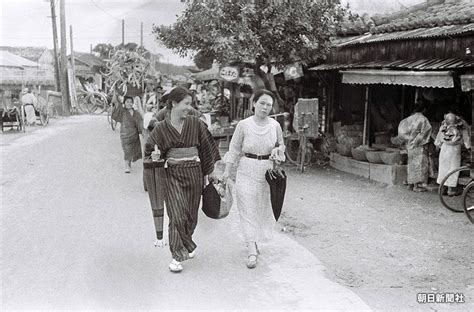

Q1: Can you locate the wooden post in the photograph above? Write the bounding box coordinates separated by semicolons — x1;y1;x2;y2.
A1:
70;25;76;77
59;0;70;115
122;19;125;46
363;86;369;146
49;0;60;92
400;85;406;119
140;22;144;47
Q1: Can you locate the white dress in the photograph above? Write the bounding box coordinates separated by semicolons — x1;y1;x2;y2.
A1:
225;116;285;243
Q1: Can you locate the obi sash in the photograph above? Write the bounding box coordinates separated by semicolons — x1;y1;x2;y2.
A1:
165;146;200;167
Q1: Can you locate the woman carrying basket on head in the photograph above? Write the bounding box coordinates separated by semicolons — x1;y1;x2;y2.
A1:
144;86;220;273
222;89;285;269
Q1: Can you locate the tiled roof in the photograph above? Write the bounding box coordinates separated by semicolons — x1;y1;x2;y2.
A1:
0;46;48;62
371;0;474;34
338;0;473;36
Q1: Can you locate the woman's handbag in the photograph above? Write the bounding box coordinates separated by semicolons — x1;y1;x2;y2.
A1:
202;179;233;219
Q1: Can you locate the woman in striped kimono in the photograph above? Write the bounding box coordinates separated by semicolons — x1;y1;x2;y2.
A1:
145;86;220;273
112;96;143;173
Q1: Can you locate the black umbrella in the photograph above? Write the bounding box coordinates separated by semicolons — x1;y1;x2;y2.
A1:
143;158;166;240
265;167;287;221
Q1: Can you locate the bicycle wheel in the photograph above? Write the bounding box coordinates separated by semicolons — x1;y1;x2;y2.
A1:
463;181;474;224
39;109;49;125
438;166;470;213
284;134;301;166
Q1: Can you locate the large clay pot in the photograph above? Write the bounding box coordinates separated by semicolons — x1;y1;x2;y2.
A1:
366;150;384;164
351;146;369;161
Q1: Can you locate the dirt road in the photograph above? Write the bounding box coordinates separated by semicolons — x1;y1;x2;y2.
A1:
1;115;370;311
279;164;474;311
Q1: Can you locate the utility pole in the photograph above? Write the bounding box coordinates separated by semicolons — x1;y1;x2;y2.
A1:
122;19;125;46
49;0;60;92
59;0;70;115
140;22;143;47
90;44;93;53
70;25;76;77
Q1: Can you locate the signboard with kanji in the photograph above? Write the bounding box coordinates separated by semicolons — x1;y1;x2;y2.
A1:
219;66;239;82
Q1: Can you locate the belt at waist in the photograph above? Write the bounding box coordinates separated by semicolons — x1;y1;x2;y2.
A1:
244;153;271;160
23;103;35;107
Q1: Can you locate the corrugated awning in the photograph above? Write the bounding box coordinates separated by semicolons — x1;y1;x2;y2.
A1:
309;58;474;71
341;69;454;88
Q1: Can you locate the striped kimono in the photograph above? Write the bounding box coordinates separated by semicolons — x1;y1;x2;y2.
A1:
145;116;220;262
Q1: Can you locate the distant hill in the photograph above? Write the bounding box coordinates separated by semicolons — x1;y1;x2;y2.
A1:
153;62;197;76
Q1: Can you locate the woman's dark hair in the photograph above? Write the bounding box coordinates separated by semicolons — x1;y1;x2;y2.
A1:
163;86;192;110
252;89;275;105
123;96;133;103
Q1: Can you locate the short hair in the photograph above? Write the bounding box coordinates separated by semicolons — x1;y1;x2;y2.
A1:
123;96;134;103
251;89;275;105
163;86;192;110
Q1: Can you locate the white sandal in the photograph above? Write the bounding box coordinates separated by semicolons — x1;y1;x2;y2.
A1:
169;259;183;273
189;249;196;259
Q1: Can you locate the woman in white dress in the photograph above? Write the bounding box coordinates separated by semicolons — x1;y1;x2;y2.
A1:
223;89;285;269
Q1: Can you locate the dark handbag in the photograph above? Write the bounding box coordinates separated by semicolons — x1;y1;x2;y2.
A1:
202;180;232;219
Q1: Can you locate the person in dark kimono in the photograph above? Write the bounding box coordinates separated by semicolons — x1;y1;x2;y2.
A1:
112;96;143;173
144;86;221;273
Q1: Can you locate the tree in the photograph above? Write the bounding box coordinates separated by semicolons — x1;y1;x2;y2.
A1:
193;50;214;70
152;0;346;111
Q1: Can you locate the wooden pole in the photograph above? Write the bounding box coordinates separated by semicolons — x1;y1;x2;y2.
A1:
363;86;369;146
140;22;143;47
400;85;406;119
50;0;60;92
70;26;76;76
122;19;125;46
59;0;70;115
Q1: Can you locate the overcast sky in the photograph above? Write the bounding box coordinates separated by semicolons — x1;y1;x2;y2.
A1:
1;0;424;66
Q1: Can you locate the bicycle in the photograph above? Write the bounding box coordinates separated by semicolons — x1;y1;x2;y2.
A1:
438;166;473;215
462;180;474;223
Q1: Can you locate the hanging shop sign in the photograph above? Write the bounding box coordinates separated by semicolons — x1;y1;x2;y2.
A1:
219;66;240;82
284;63;304;81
